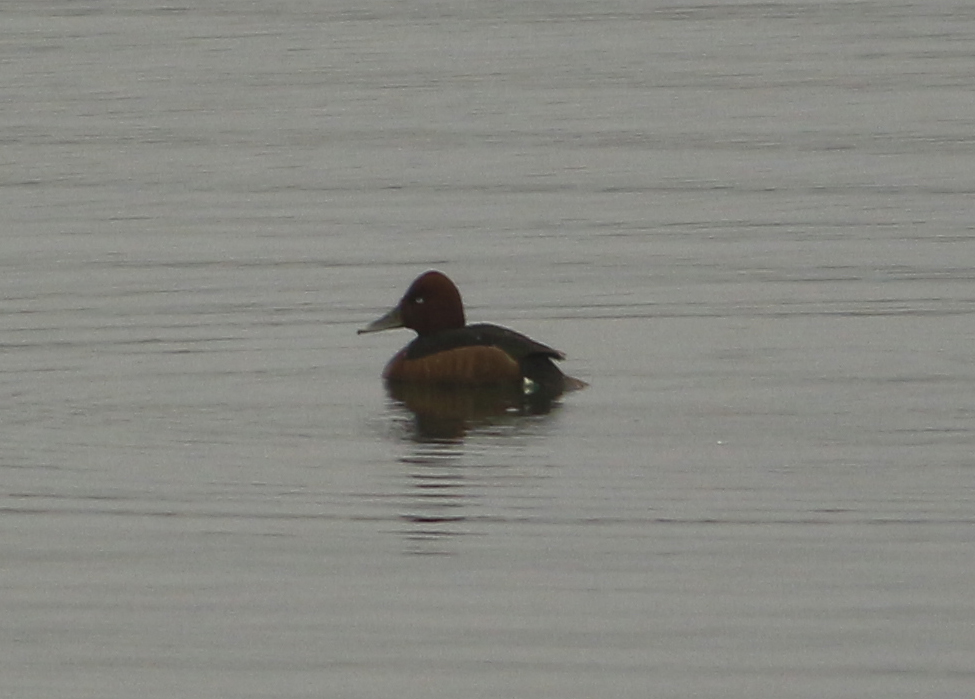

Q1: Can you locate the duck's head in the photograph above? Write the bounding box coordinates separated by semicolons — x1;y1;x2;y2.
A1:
358;270;466;337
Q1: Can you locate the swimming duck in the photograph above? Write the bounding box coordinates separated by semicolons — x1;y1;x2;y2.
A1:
358;271;585;394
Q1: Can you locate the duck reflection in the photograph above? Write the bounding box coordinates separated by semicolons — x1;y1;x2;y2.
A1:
386;381;562;555
397;448;470;556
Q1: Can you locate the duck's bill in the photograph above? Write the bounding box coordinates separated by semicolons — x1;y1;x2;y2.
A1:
357;306;404;335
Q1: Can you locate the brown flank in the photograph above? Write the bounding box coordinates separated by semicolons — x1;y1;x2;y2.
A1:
384;346;521;385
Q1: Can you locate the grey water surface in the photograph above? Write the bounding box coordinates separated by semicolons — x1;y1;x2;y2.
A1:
2;1;974;697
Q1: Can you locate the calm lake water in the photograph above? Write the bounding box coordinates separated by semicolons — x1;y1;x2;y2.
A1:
2;1;974;697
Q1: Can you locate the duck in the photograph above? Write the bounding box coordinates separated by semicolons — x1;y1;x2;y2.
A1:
358;271;586;395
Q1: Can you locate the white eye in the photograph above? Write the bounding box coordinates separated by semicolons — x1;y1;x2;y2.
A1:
414;296;424;304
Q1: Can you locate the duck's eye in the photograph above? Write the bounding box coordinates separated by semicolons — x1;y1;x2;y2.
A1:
413;296;424;305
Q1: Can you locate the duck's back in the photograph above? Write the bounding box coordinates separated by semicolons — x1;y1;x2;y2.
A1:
404;323;564;362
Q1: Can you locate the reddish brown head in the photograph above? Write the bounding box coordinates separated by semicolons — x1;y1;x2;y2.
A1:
358;271;466;337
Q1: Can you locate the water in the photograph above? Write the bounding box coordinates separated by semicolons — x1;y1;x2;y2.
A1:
2;1;974;697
